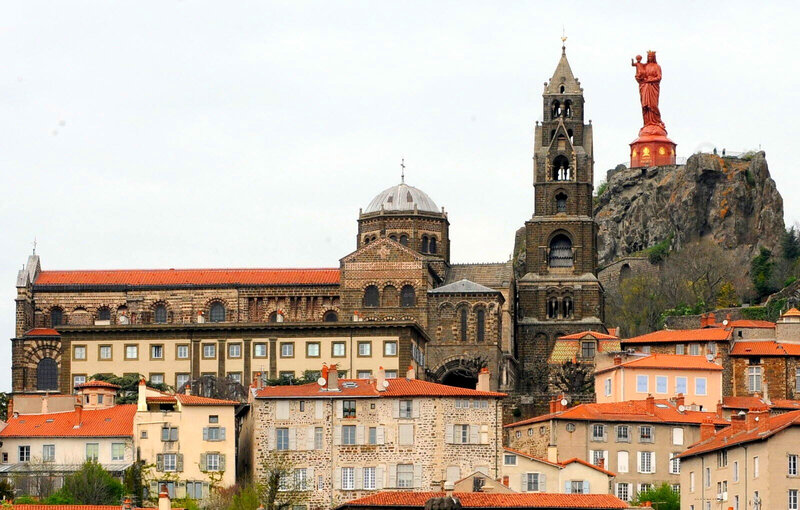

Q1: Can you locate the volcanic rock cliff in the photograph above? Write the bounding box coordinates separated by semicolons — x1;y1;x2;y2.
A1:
594;152;785;268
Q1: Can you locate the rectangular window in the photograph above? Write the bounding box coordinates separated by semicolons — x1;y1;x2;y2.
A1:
150;373;164;385
384;341;398;356
581;341;595;359
279;371;295;381
676;344;685;355
696;377;708;396
747;366;762;392
790;454;798;476
176;344;189;359
306;342;320;358
209;415;219;423
385;370;398;379
617;451;629;473
343;400;357;418
228;343;241;358
342;425;357;445
673;427;684;445
86;443;99;461
206;453;220;472
203;344;216;359
161;427;179;442
733;461;739;482
398;423;414;445
790;489;799;510
796;367;800;392
73;374;87;387
570;481;585;494
604;378;612;396
357;370;371;379
504;454;517;466
525;473;541;492
294;468;307;491
73;345;87;360
369;427;377;445
591;424;606;441
207;427;222;441
636;375;648;393
151;344;164;359
705;467;711;487
314;427;323;450
399;400;413;419
332;342;346;357
690;471;695;492
717;450;728;467
616;425;630;442
656;375;668;394
254;343;267;358
454;424;469;444
640;425;653;443
341;467;355;490
125;344;138;360
112;443;125;461
675;376;687;395
228;372;242;384
42;444;55;462
99;345;112;360
18;446;30;462
754;456;759;477
639;451;653;474
358;341;372;357
397;464;414;488
669;453;680;474
176;373;190;390
280;343;294;358
616;483;630;502
363;467;376;490
163;453;177;472
690;343;700;355
277;428;289;450
591;450;606;466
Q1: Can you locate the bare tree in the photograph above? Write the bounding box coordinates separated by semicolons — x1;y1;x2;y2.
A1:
257;452;308;510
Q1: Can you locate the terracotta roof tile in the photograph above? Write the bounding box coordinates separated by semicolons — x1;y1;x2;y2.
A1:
783;308;800;317
770;399;800;410
679;410;800;459
23;328;60;336
595;354;723;375
722;396;768;410
726;320;775;329
13;506;184;510
730;341;800;356
548;339;621;364
0;405;136;438
505;399;728;428
622;328;731;344
558;330;619;340
256;378;506;399
75;380;120;390
176;394;239;406
337;492;627;509
560;457;617;477
34;268;340;288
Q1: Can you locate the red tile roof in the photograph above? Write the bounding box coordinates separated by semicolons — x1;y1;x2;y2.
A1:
770;399;800;410
23;328;60;336
558;330;619;340
176;394;239;406
505;398;728;428
34;268;340;287
13;506;184;510
75;380;120;390
726;319;775;329
559;457;617;477
0;405;136;438
337;492;628;509
255;378;506;399
622;328;731;344
722;396;768;410
679;410;800;459
595;354;723;374
730;341;800;356
783;308;800;317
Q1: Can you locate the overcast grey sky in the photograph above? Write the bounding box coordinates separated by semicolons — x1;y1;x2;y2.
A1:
1;1;797;392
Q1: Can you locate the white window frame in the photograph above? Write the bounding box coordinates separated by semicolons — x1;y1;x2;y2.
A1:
695;377;708;396
604;378;612;396
363;467;376;490
636;375;648;393
655;375;668;394
675;376;687;395
747;366;762;393
396;464;414;488
791;454;798;476
616;482;630;502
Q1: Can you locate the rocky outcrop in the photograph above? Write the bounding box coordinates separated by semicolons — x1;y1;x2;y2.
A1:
594;152;785;268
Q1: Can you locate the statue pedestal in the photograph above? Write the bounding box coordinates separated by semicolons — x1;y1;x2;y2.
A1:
630;133;676;168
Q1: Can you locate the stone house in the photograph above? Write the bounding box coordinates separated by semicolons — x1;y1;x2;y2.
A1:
240;366;505;509
504;396;728;504
678;408;800;510
500;448;615;495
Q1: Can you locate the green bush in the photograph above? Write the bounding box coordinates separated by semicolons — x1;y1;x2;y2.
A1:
61;461;124;505
645;237;672;264
595;181;608;196
13;496;38;504
632;482;679;510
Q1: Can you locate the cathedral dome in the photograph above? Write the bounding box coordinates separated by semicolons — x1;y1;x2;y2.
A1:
364;183;439;214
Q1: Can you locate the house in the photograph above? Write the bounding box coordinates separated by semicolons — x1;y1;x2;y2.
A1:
504;396;728;503
594;354;723;411
500;448;615;494
334;491;631;510
678;408;800;510
548;331;621;367
241;365;505;509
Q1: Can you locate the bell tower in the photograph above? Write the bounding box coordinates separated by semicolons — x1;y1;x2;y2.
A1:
516;44;605;385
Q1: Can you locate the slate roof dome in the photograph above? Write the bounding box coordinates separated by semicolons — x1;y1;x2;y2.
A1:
364;183;439;213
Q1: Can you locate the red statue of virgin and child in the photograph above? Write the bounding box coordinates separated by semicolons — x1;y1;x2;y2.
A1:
629;50;676;167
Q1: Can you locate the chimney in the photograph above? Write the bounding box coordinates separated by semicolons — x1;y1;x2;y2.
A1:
476;367;490;392
676;393;685;410
376;366;386;392
502;476;509;487
158;483;171;510
137;377;148;412
327;363;339;391
598;457;605;470
184;384;192;396
730;412;746;434
747;408;770;432
406;365;416;380
41;395;48;414
547;445;558;463
7;398;13;419
74;398;83;427
122;497;133;510
726;313;732;324
700;417;715;441
707;312;716;326
646;394;655;415
613;355;622;366
254;372;263;389
549;397;557;413
700;313;708;328
716;401;723;418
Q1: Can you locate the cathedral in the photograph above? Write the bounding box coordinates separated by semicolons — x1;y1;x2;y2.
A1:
11;47;604;399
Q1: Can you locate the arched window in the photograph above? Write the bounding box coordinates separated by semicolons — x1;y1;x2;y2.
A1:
37;357;58;391
382;285;398;307
555;193;567;213
363;285;379;307
421;236;429;254
559;85;565;93
154;304;168;324
50;307;63;327
549;234;573;268
389;234;398;242
268;311;278;323
564;100;572;118
97;307;111;321
552;155;570;181
562;297;574;319
476;308;485;343
547;298;559;319
567;129;574;143
429;237;437;254
364;237;370;245
460;307;468;342
620;264;632;283
551;100;560;119
323;311;338;322
209;302;226;322
401;285;416;307
399;235;409;247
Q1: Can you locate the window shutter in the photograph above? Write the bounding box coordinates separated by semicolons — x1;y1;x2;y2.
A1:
307;467;315;487
583;480;590;493
334;468;342;489
650;452;656;473
315;400;323;419
267;427;275;449
334;426;342;445
377;426;385;445
637;452;642;473
376;465;385;489
564;480;571;493
539;473;546;492
220;427;226;441
177;454;184;472
219;454;226;472
520;473;527;492
156;454;164;472
413;465;422;488
445;423;454;443
203;428;209;441
604;451;609;466
289;428;297;450
200;453;207;472
149;481;159;497
412;399;420;418
480;424;489;444
161;428;169;441
392;401;400;419
356;425;365;445
469;425;479;444
336;400;344;419
388;464;397;488
307;427;316;450
355;467;363;490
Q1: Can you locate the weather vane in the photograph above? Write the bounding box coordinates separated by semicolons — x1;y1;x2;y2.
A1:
32;237;37;255
561;26;567;51
401;158;405;184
